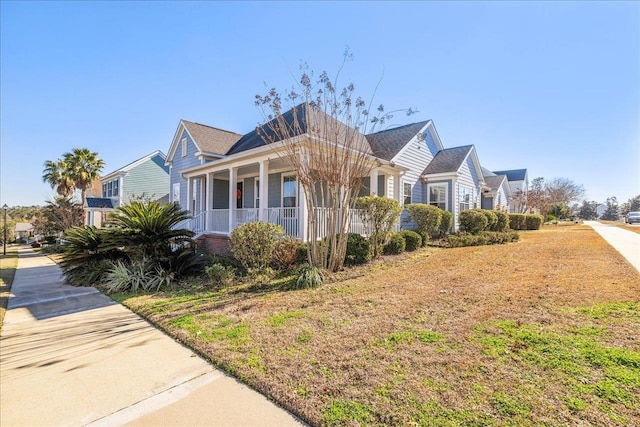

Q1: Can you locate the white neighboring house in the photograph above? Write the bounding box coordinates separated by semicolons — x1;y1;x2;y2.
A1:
15;222;34;242
596;204;607;219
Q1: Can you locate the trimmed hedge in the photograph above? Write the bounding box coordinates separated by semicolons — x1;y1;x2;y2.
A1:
344;233;372;266
493;210;510;232
399;230;422;251
383;233;406;255
414;229;429;247
459;209;488;235
525;214;544;230
406;204;442;236
508;213;544;230
439;210;453;237
447;231;520;247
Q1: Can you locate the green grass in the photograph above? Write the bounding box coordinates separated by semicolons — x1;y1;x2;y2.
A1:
267;310;305;327
321;400;374;425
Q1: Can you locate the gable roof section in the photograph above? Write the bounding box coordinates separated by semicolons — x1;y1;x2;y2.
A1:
227;105;308;155
481;167;497;177
422;145;474;175
102;150;168;180
166;120;242;163
365;121;430;161
85;198;114;209
484;174;510;194
15;223;34;232
493;169;527;181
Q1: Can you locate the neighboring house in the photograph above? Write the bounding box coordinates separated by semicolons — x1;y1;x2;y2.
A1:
481;171;511;211
165;104;526;251
85;150;170;226
596;204;607;219
15;222;34;242
492;168;528;212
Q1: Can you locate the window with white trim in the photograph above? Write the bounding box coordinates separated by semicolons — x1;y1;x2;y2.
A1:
459;186;472;212
181;138;187;157
282;175;297;208
403;182;412;206
172;183;180;204
428;183;447;210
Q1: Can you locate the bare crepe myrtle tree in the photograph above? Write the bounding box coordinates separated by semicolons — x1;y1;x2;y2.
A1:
255;54;416;271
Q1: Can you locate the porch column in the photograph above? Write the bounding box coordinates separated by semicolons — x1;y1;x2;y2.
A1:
393;173;401;203
185;176;192;214
206;173;213;232
370;168;379;196
228;167;237;233
258;160;269;221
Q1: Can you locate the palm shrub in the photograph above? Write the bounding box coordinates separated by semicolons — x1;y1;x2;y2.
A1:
399;230;422;251
355;196;402;258
406;204;442;238
60;226;127;286
106;201;197;277
438;209;453;237
229;221;286;270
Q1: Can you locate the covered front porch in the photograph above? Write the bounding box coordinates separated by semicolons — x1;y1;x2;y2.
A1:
179;152;404;241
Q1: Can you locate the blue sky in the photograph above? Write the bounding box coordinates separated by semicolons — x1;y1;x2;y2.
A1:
1;1;638;207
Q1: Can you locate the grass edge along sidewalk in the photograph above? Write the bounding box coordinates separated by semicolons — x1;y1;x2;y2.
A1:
0;248;19;330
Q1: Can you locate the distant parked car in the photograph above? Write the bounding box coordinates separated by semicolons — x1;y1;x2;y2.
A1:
625;212;640;224
30;241;41;248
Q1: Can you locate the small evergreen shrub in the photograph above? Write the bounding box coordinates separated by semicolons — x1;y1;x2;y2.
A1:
459;210;488;235
204;263;236;287
383;233;406;255
247;267;275;286
355;196;402;258
414;229;429;247
400;230;422;251
229;222;286;270
480;209;498;231
272;236;301;270
41;244;65;254
294;263;324;289
493;210;510;232
508;214;526;230
526;214;544;230
406;204;442;236
446;231;519;247
438;210;453;237
545;214;557;223
296;244;309;264
344;233;371;266
103;259;171;293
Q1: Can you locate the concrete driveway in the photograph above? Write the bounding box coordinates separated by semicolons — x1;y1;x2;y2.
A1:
1;248;304;426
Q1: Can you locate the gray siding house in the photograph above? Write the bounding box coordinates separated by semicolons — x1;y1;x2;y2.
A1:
85;150;170;226
165;104;527;249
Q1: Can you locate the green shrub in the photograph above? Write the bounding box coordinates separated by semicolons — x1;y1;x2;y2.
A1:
383;233;405;255
493;210;510;232
459;210;488;235
446;231;519;247
400;230;422;251
272;236;301;270
438;209;453;237
293;263;324;289
65;258;114;287
509;213;526;230
247;267;275;286
204;263;236;287
355;196;402;258
526;214;544;230
296;244;309;264
44;235;57;244
481;209;498;231
406;204;442;236
103;259;171;293
344;233;371;265
41;244;65;254
545;214;557;223
229;222;286;270
414;229;429;247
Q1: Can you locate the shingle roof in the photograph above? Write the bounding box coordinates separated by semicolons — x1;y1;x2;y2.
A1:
85;198;114;209
365;121;430;161
493;169;527;181
484;174;508;191
481;167;496;177
422;145;473;175
15;223;33;232
226;105;308;155
182;120;243;156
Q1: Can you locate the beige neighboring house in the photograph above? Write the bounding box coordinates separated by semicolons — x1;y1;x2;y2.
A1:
15;222;34;242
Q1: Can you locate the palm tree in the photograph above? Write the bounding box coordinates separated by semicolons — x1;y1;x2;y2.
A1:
42;159;75;197
62;148;105;221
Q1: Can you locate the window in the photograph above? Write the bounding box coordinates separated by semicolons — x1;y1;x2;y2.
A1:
459;186;472;212
112;179;119;197
255;179;260;209
428;183;447;210
102;183;107;198
181;138;187;157
403;182;412;206
282;175;297;208
107;181;113;197
172;183;180;203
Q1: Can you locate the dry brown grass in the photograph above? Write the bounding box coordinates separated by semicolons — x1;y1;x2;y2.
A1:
0;249;19;330
118;225;640;426
600;220;640;235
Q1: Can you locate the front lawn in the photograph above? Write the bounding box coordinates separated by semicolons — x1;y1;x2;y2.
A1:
0;248;19;329
116;224;640;426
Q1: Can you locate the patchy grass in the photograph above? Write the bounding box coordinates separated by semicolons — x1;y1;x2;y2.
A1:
116;224;640;426
0;249;19;330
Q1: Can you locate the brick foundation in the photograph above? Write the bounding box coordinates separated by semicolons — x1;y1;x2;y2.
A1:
196;234;231;255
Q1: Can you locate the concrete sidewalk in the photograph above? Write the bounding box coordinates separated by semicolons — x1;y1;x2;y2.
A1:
0;248;304;427
585;221;640;273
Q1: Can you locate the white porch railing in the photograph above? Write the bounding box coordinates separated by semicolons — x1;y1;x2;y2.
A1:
235;208;259;227
267;207;300;238
207;209;230;233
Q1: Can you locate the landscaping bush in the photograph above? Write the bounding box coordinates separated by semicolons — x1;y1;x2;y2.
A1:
293;263;324;289
480;209;498;231
526;214;544;230
406;204;442;236
344;233;371;266
446;231;519;247
229;221;286;270
545;214;557;223
438;209;453;237
272;236;301;270
247;267;276;286
65;258;115;287
383;233;405;255
508;213;526;230
103;258;171;293
400;230;422;251
459;209;488;235
41;244;65;254
493;210;510;232
296;244;309;264
355;196;402;258
414;229;429;247
204;263;236;287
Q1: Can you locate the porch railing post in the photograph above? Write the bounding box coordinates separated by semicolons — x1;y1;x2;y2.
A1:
258;160;268;221
228;167;237;233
